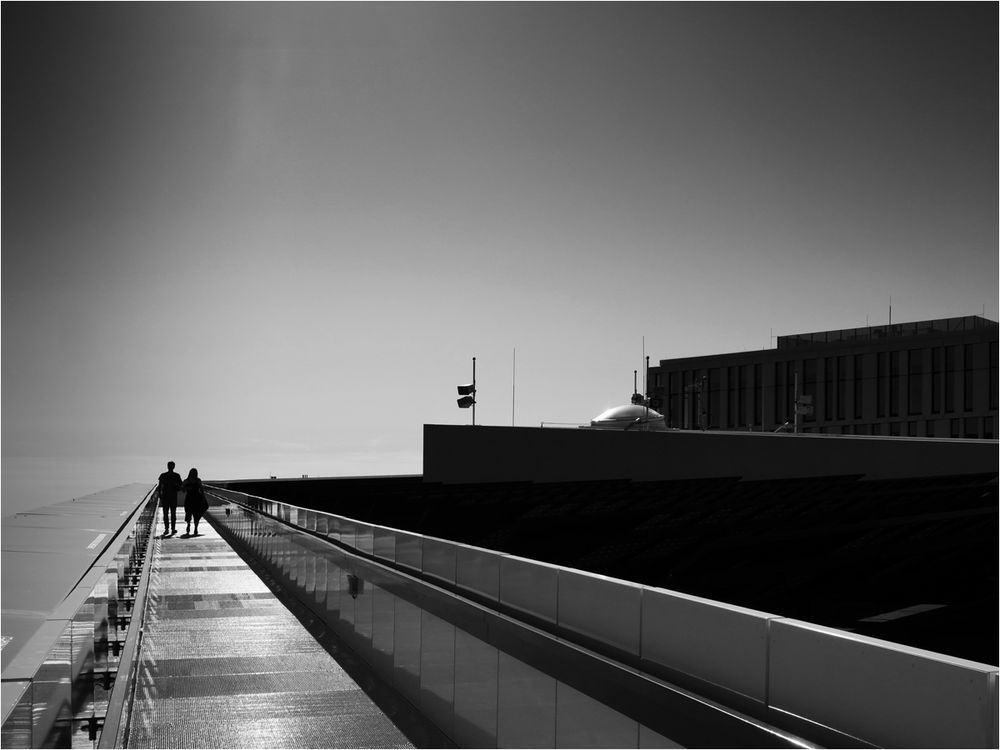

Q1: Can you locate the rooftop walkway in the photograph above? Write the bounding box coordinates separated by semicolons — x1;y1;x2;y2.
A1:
125;513;412;749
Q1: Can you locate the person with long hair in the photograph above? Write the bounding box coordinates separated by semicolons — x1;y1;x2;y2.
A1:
182;467;208;536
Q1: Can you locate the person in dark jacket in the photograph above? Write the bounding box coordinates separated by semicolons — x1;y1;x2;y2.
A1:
182;468;208;536
157;461;183;536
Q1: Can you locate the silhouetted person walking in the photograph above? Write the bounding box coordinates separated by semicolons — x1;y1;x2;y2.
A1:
157;461;182;536
182;468;208;536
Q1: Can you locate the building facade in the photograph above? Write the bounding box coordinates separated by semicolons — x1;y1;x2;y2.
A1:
647;316;998;439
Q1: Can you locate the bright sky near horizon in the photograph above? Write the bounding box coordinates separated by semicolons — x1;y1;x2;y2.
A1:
3;3;997;514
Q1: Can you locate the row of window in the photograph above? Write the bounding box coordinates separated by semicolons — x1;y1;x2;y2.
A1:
654;342;998;431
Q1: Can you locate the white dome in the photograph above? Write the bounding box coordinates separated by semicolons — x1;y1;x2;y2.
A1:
590;404;666;431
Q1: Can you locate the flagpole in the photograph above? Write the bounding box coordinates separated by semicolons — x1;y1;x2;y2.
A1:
472;356;476;427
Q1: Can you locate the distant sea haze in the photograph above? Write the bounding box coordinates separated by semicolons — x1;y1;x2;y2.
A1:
2;456;156;516
1;450;422;517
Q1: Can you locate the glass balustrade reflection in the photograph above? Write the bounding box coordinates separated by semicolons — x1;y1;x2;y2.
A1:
211;498;650;749
0;493;159;749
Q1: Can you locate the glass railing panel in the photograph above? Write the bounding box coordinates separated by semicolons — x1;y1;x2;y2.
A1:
325;557;343;622
104;566;121;642
392;597;422;705
0;682;33;748
70;602;97;742
419;611;456;737
355;523;374;556
421;538;456;586
456;546;500;602
394;531;423;572
283;533;297;586
497;651;556;747
274;532;288;583
210;492;834;748
297;539;311;589
337;566;357;635
32;621;74;747
93;572;113;679
300;546;315;598
499;556;558;627
351;570;374;650
640;588;772;707
557;569;641;661
453;629;499;748
312;556;328;609
1;489;157;750
340;521;356;551
371;584;395;678
373;528;396;563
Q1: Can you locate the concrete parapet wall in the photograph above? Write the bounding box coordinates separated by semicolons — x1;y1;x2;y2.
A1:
424;424;999;483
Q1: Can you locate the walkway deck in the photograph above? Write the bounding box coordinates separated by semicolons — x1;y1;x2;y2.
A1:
124;513;413;749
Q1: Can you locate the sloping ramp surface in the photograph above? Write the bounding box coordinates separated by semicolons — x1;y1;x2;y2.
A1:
125;514;412;748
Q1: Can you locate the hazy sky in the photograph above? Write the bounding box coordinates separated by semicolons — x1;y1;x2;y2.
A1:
3;3;997;511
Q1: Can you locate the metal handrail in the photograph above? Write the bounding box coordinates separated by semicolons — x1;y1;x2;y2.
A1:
98;492;160;748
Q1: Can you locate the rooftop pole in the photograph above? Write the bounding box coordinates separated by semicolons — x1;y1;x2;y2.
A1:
645;355;650;426
473;356;477;427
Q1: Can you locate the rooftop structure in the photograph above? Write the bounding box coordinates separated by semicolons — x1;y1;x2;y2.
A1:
648;315;998;437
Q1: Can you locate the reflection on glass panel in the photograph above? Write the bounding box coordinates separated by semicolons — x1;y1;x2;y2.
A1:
327;516;341;543
557;571;640;659
556;682;638;749
395;533;423;572
291;536;304;587
393;598;422;705
313;557;328;608
498;652;556;749
423;539;456;585
302;551;316;599
34;624;74;747
374;528;396;563
456;547;501;602
356;524;374;555
275;534;289;583
454;630;499;748
500;558;558;626
419;612;456;736
338;568;356;633
341;521;356;550
371;585;396;677
71;604;96;730
325;558;342;621
95;573;114;678
0;682;33;749
218;494;839;750
353;573;374;648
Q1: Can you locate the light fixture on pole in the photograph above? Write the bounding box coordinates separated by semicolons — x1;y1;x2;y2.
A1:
456;356;477;425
